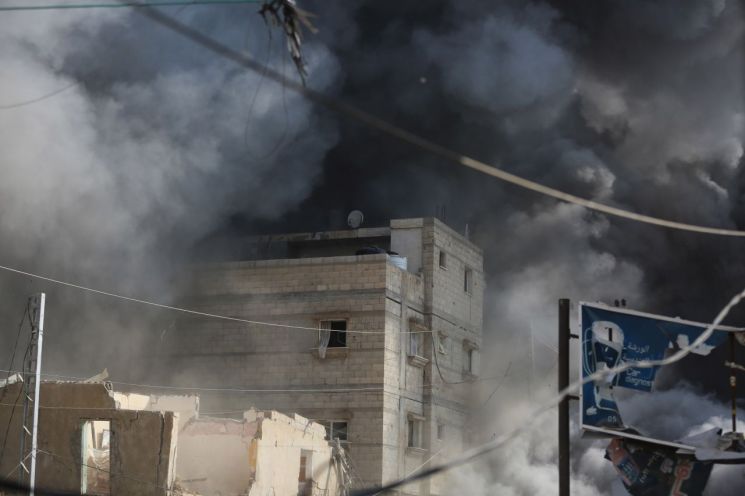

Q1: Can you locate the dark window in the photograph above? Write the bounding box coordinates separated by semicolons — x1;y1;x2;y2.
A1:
464;267;473;293
320;320;347;348
437;423;445;440
407;418;422;448
328;320;347;348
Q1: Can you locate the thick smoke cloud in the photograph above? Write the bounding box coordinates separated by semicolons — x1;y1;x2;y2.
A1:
1;0;745;493
0;6;340;373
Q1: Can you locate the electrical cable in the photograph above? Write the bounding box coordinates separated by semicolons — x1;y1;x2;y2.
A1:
0;263;429;334
0;81;78;110
0;0;261;11
0;329;33;465
429;332;477;385
241;24;295;162
0;368;385;394
0;302;29;392
477;361;512;409
124;3;745;237
350;286;745;495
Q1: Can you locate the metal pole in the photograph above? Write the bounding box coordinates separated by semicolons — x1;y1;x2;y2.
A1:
28;293;45;496
730;332;737;433
558;299;570;496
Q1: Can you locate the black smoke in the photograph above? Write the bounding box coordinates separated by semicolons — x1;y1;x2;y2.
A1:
1;1;744;493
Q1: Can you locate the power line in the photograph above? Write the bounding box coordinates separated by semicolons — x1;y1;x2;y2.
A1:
0;369;386;394
0;0;260;11
0;263;430;334
124;3;745;237
351;286;745;495
0;81;78;109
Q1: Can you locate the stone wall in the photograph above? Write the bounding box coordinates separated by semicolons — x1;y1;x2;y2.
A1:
0;382;176;496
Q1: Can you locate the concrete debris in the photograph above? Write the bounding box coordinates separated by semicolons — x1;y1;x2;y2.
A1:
83;367;109;383
0;372;22;388
0;381;346;496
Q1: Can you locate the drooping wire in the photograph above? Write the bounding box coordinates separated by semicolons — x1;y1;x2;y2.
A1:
1;302;29;390
0;315;33;465
0;81;78;110
126;3;745;237
0;263;431;335
242;25;292;163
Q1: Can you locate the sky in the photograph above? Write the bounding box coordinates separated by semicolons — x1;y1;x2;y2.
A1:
0;0;744;494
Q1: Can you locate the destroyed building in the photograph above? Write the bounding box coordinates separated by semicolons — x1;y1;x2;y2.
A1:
169;217;485;494
0;380;345;495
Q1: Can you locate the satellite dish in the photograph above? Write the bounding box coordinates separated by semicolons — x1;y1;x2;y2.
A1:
347;210;364;229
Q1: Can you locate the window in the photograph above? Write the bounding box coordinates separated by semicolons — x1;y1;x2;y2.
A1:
437;423;445;440
407;414;424;448
318;320;347;357
81;420;111;496
437;332;448;355
298;450;313;496
439;250;448;269
407;320;429;367
463;342;480;376
464;267;473;293
409;331;422;358
317;420;348;442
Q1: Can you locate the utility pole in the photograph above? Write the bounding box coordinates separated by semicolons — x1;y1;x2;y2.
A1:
18;293;45;496
558;299;570;496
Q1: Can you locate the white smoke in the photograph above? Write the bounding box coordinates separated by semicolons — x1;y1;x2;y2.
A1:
0;7;340;373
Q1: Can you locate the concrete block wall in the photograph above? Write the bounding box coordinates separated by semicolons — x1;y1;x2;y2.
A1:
169;254;422;487
169;218;485;494
390;218;484;496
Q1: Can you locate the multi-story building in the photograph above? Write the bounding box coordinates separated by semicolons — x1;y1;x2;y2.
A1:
168;217;484;494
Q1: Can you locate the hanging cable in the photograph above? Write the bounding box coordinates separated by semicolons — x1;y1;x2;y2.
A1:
124;3;745;237
0;82;78;110
0;264;428;334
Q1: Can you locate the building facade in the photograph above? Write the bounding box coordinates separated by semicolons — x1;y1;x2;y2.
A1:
168;218;484;494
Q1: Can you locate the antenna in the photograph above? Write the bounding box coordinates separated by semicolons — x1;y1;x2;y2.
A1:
347;210;364;229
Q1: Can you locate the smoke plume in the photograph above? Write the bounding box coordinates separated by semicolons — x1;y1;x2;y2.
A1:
2;0;745;493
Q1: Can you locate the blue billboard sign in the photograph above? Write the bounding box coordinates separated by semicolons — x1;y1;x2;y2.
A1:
580;302;734;431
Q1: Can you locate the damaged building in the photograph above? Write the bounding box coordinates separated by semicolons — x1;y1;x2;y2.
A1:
168;217;485;494
0;380;346;495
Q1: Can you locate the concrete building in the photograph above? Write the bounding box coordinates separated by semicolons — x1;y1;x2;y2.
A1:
169;218;484;494
0;380;346;496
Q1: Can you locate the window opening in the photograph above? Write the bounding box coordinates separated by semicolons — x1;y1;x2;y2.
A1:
439;250;448;269
318;420;348;442
409;331;422;358
464;267;473;293
81;420;111;495
407;417;423;448
463;344;480;376
318;320;347;357
437;423;445;440
298;449;313;495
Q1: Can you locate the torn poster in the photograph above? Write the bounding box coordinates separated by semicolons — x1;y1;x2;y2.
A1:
606;438;713;496
580;302;737;431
